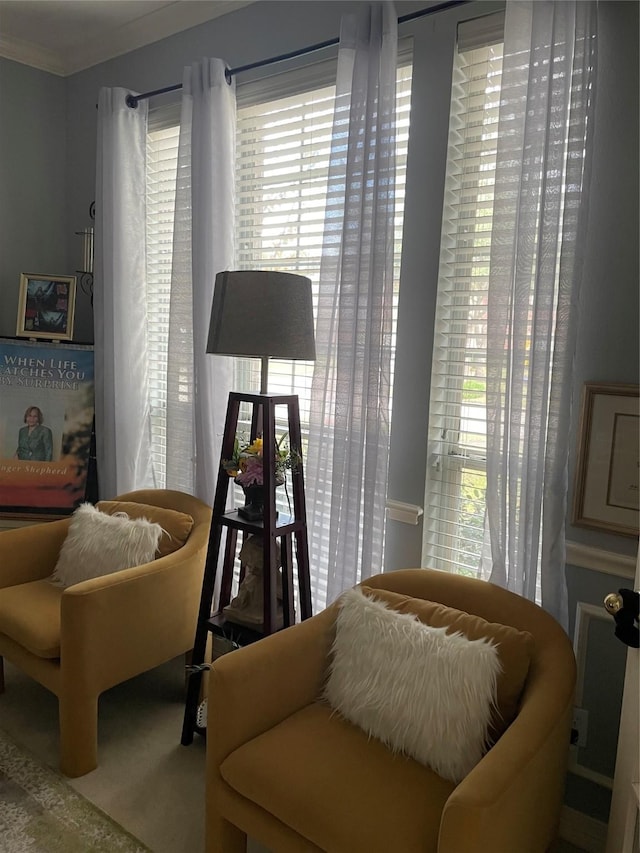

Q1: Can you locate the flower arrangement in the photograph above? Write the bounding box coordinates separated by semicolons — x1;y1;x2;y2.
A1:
222;434;299;488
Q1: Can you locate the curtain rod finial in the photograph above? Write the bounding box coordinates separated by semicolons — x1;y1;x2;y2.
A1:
126;94;138;109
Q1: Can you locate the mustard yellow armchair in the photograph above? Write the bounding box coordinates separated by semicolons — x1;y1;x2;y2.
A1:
0;489;211;777
206;568;576;853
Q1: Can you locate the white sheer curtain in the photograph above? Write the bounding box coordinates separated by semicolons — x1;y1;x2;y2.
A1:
306;2;398;609
164;59;235;504
481;0;597;626
95;88;155;498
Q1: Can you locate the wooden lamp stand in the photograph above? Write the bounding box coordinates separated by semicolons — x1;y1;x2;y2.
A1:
181;391;312;744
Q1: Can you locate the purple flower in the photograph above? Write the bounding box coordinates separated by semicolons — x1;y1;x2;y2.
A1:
235;456;264;487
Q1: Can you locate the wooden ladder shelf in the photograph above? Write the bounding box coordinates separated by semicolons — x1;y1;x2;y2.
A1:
181;392;312;744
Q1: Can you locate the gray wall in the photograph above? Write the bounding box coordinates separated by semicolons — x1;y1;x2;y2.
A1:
561;4;640;816
569;0;640;559
0;0;637;828
0;59;70;337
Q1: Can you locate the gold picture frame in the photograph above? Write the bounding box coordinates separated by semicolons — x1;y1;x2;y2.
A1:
16;273;77;341
572;382;640;537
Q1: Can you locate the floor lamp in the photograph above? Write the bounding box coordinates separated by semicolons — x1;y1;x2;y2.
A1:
182;271;316;744
204;268;315;632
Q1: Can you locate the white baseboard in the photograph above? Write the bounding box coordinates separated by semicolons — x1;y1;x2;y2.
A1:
559;805;608;853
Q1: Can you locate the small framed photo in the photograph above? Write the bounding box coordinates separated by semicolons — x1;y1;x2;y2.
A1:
572;382;640;537
16;273;77;341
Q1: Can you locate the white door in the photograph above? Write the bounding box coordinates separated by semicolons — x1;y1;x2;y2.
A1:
605;548;639;853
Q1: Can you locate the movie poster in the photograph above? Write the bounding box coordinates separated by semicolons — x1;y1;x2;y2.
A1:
0;338;94;516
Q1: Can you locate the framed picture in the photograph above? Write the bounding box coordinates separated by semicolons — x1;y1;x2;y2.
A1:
16;273;77;341
573;382;640;537
0;337;95;518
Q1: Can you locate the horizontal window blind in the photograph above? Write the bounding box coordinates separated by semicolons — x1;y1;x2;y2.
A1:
423;29;504;575
234;63;412;547
146;62;412;512
146;123;180;486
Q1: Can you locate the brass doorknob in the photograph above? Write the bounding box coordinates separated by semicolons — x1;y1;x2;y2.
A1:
604;592;623;614
604;589;640;648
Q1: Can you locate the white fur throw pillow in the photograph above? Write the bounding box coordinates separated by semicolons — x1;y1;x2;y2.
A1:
323;587;501;784
50;503;163;588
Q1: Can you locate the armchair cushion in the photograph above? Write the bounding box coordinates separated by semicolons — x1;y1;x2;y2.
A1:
220;701;456;853
324;587;502;782
51;503;163;588
96;500;194;558
0;579;62;657
361;585;535;741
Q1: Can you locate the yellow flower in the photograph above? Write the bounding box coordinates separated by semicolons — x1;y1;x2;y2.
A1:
246;438;263;455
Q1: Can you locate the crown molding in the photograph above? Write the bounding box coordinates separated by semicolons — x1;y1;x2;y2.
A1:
0;1;255;77
0;33;66;76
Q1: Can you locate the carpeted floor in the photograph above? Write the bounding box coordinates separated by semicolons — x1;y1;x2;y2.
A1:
0;656;211;853
0;657;272;853
0;728;148;852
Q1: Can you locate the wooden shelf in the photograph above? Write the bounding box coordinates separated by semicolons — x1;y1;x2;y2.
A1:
206;612;267;646
181;392;312;746
219;509;299;534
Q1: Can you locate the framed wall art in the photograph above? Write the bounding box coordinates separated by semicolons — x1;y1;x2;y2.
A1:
0;337;94;518
572;382;640;537
16;273;77;341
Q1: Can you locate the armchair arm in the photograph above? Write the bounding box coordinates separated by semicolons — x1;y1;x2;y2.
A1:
439;679;575;852
60;543;206;695
0;519;70;588
207;605;337;767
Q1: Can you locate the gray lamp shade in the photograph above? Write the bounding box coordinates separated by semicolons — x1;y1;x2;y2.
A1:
207;270;316;361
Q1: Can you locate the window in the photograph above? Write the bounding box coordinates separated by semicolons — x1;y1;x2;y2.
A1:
146;122;180;487
146;59;412;499
422;18;504;575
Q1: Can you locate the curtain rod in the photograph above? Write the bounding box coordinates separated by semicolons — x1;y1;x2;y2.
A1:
125;0;471;108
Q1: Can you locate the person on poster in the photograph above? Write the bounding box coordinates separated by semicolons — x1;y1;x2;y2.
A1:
15;406;53;462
